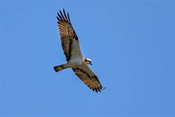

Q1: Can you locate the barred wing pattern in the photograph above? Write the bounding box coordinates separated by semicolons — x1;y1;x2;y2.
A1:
72;65;102;92
57;9;81;61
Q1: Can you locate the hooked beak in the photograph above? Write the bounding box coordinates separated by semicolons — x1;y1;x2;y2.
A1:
90;63;92;65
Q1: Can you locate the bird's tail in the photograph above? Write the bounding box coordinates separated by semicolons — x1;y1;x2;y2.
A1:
53;64;66;72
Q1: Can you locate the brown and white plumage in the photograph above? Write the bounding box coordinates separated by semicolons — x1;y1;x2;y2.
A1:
72;66;102;92
54;9;103;92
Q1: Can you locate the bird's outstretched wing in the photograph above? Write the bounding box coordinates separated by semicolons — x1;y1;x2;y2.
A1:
57;9;82;61
72;65;103;92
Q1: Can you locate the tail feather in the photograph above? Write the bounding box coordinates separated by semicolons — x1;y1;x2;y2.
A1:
53;64;65;72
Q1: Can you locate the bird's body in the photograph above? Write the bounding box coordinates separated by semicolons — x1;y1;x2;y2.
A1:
54;57;87;72
54;9;103;92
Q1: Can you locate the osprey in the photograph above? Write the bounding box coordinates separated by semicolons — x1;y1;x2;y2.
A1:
53;9;103;92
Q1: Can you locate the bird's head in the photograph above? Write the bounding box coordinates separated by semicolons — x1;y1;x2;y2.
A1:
83;57;92;65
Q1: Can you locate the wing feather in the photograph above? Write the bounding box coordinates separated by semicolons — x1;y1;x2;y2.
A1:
72;66;103;92
57;9;80;61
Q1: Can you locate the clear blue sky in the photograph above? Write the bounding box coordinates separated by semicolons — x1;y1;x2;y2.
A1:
1;0;175;117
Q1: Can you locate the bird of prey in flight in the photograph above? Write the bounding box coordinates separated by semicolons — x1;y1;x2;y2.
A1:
53;9;103;92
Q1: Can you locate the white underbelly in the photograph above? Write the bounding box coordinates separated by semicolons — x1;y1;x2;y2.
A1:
68;57;82;66
68;38;83;66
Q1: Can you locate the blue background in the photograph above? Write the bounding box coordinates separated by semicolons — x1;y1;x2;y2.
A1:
1;0;175;117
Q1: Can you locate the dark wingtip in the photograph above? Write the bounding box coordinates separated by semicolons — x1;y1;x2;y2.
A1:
91;86;105;93
57;12;61;21
63;8;65;13
67;12;70;22
56;8;71;23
